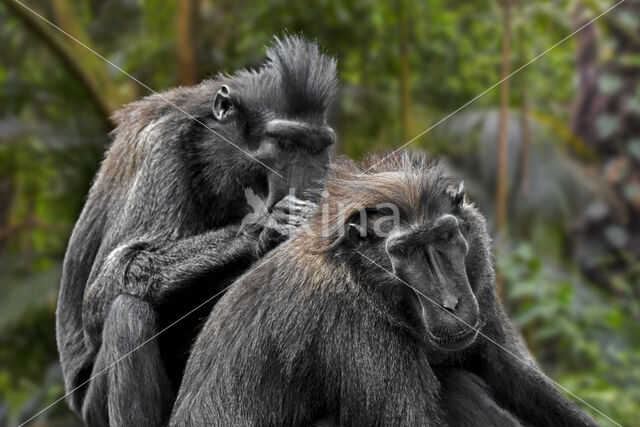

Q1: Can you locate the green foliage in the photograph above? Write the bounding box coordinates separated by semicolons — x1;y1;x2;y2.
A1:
498;244;640;426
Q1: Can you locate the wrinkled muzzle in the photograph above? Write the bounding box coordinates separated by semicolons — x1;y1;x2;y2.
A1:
262;121;334;208
386;218;480;351
265;149;328;209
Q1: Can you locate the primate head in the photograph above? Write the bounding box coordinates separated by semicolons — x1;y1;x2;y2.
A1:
210;35;338;207
108;35;337;216
306;153;495;353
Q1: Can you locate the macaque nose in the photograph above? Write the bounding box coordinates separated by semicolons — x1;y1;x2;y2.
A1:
441;295;459;313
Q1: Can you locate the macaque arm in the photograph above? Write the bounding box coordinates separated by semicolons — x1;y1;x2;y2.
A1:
82;227;261;346
477;340;598;427
81;295;173;427
434;366;522;426
127;228;261;301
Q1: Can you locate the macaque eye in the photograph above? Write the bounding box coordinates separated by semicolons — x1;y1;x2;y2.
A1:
436;234;451;244
435;229;455;244
277;138;289;150
213;85;234;120
459;219;471;234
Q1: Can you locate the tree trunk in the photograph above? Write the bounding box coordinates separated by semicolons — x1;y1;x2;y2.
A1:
178;0;200;86
518;37;531;197
495;0;512;298
397;0;411;142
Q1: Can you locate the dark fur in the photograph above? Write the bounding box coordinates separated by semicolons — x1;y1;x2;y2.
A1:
56;35;337;426
433;367;522;426
171;153;597;426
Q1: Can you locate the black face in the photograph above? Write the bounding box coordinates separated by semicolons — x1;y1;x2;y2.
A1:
212;85;335;208
345;199;480;352
385;214;480;351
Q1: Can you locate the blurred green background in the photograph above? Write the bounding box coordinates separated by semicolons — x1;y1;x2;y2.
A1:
1;0;639;425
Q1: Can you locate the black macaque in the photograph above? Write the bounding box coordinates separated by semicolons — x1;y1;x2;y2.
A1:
171;153;598;427
56;35;337;426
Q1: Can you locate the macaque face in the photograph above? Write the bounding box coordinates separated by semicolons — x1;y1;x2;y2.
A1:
342;181;480;352
212;84;335;208
385;214;480;351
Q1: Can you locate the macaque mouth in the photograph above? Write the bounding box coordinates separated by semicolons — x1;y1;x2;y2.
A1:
426;321;483;351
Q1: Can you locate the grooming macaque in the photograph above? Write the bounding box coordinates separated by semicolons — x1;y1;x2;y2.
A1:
171;153;596;427
56;36;337;426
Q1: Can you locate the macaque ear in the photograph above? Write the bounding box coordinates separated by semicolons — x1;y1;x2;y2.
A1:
213;85;234;121
447;181;465;208
346;222;367;246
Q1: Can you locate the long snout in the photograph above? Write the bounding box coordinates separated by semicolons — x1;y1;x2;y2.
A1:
265;150;329;209
262;120;334;209
388;243;479;333
265;171;291;209
426;247;478;323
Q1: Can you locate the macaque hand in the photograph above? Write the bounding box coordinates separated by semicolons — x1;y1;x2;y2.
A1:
257;195;318;252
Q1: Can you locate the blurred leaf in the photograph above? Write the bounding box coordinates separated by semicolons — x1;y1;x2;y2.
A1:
615;9;640;31
622;182;640;207
627;138;640;161
598;74;622;95
596;114;620;139
0;266;60;331
604;225;629;249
